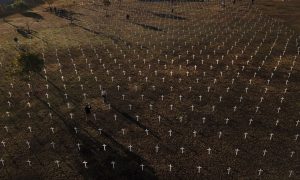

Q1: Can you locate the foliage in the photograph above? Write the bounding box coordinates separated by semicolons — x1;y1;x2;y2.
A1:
44;0;54;7
103;0;111;7
6;0;28;10
17;52;44;73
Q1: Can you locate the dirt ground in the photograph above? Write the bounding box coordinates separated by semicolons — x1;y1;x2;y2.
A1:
0;0;299;179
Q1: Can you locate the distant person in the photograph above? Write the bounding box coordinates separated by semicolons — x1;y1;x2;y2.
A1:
221;0;225;8
171;8;174;13
85;104;92;115
126;14;130;20
101;89;107;103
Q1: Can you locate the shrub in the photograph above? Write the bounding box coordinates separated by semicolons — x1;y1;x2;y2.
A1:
18;52;44;73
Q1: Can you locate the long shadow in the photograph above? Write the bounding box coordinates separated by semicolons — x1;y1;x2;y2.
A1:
16;27;36;38
37;73;81;106
21;11;44;20
4;19;36;39
72;23;133;47
46;7;80;22
131;22;163;31
0;0;45;18
82;120;157;179
34;94;157;179
111;104;161;140
152;12;187;20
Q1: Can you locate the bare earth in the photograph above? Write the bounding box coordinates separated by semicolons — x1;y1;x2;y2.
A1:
0;0;299;179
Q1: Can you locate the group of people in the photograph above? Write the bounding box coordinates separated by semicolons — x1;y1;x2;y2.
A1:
84;89;107;115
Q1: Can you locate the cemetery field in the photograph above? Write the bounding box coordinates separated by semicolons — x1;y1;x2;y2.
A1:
0;0;299;179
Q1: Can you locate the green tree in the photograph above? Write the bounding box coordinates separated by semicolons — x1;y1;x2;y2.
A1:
18;52;44;73
45;0;55;8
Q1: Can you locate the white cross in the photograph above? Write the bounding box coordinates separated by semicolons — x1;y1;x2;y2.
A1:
140;164;144;171
207;147;212;155
180;147;185;154
263;149;267;156
26;159;32;166
202;117;206;124
193;130;197;137
28;126;32;133
74;127;78;133
249;119;253;125
50;127;55;133
197;166;202;173
128;144;133;152
269;133;274;140
4;126;8;132
26;141;30;149
227;167;231;175
168;129;172;136
51;141;55;149
199;95;202;101
258;169;263;176
296;120;300;126
289;170;293;177
83;161;88;168
219;131;222;139
225;118;230;124
168;164;173;172
235;148;239;156
111;161;115;169
295;134;299;141
1;140;6;147
55;160;60;168
244;132;248;139
290;151;295;157
155;145;159;153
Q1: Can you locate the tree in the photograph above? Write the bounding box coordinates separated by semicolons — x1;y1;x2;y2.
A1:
45;0;55;8
103;0;111;17
8;0;28;10
18;52;44;73
0;4;5;15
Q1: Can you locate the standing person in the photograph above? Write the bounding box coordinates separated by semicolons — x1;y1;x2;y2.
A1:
221;0;225;8
85;104;92;115
101;89;107;103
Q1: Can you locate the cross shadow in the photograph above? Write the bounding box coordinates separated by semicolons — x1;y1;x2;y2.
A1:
33;94;158;179
71;23;134;47
131;22;163;31
21;11;44;21
152;12;187;20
